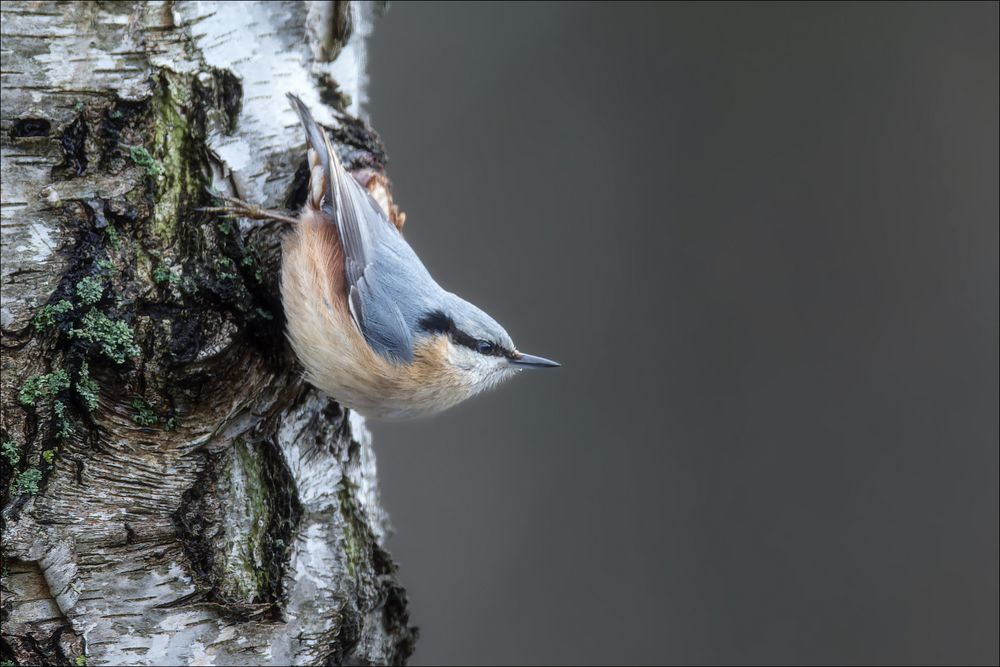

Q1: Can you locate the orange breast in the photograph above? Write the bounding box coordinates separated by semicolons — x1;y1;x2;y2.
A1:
281;209;469;418
296;210;347;312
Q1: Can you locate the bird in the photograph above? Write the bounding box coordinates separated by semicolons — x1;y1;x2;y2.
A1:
214;95;558;419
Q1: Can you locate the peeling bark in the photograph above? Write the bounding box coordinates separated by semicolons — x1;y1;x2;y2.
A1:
1;2;416;665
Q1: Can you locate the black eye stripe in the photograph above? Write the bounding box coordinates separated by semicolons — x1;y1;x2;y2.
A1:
418;310;508;358
418;311;453;335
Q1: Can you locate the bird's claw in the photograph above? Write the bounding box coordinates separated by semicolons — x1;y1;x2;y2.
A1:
196;190;298;226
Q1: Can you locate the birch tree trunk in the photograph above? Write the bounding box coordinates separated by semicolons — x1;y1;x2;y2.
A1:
0;2;416;664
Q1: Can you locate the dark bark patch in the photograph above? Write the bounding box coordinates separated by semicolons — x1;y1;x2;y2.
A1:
98;99;151;173
284;158;312;211
380;576;420;666
55;114;88;177
9;117;51;138
331;112;389;171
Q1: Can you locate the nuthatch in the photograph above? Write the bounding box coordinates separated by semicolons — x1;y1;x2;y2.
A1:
218;95;558;419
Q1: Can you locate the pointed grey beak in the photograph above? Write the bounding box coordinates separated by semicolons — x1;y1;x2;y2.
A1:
510;352;560;368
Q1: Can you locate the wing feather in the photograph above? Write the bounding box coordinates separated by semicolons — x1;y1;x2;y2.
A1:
287;94;414;362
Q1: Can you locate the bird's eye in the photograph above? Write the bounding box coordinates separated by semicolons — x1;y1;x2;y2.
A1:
476;339;496;355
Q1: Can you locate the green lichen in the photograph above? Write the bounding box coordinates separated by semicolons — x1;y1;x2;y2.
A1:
42;449;56;465
53;400;72;439
338;484;371;579
1;440;20;467
131;398;158;426
13;468;42;495
76;656;88;667
150;73;197;239
128;145;164;177
241;256;265;282
75;276;104;305
76;361;100;412
33;299;74;331
153;265;181;286
212;440;301;603
96;258;117;274
19;369;71;407
69;309;140;364
215;256;237;281
105;225;121;250
218;441;272;600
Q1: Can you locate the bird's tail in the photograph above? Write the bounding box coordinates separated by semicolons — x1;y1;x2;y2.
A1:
287;93;343;215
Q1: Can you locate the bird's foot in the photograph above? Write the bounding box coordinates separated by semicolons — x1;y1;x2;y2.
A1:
198;189;298;226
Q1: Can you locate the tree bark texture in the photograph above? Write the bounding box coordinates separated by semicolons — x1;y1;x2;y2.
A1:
0;2;416;664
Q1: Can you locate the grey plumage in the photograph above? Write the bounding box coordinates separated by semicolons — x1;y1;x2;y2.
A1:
286;94;515;363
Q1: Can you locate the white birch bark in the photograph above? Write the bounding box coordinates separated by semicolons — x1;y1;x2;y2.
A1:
1;2;415;664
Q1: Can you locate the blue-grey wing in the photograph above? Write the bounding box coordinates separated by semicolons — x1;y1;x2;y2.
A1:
349;275;414;362
288;94;416;362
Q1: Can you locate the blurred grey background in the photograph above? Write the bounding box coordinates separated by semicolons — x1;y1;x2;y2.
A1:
366;3;998;665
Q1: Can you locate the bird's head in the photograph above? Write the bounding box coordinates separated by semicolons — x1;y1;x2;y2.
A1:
417;293;559;396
